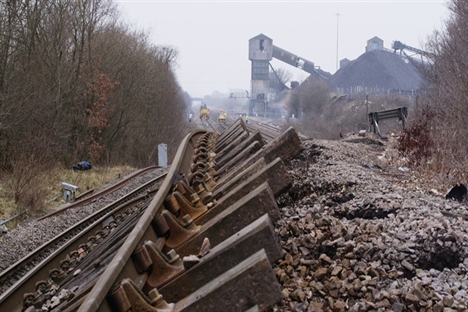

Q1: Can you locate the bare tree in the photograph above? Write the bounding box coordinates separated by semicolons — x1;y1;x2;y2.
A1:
286;76;330;118
0;0;188;214
269;67;292;92
401;0;468;183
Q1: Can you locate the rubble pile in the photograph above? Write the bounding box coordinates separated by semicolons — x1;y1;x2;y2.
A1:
273;137;468;312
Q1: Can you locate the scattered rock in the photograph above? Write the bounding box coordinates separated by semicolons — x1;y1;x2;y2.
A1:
273;138;468;311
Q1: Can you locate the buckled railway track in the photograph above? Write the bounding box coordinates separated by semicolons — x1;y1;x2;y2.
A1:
1;117;303;311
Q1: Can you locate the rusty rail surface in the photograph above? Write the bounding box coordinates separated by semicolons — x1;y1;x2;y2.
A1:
0;212;24;226
3;118;304;311
37;166;161;221
0;173;166;311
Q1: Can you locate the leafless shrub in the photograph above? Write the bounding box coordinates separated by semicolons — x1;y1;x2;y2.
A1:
405;0;468;184
3;136;53;214
397;105;434;166
286;79;411;140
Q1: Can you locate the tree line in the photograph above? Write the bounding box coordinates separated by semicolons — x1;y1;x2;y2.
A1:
0;0;189;210
0;0;189;168
397;0;468;184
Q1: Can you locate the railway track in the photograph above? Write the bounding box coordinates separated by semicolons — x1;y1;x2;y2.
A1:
245;120;280;142
0;171;167;310
1;117;304;311
37;166;162;220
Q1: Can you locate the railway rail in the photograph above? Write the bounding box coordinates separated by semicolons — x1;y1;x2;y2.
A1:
1;117;304;311
37;166;162;221
245;120;279;142
0;171;167;310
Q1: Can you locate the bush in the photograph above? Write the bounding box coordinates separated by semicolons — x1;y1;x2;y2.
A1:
397;108;434;166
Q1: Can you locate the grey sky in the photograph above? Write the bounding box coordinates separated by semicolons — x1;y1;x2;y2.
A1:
115;0;449;98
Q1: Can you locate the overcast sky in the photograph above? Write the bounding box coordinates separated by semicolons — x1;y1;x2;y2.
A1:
115;0;449;98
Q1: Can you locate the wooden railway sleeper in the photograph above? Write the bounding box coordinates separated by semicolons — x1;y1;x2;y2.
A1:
215;127;246;151
108;278;174;312
215;124;243;146
159;214;281;303
109;222;278;311
215;121;244;143
164;192;208;222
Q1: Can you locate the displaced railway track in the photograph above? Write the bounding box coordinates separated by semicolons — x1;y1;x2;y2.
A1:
1;117;303;311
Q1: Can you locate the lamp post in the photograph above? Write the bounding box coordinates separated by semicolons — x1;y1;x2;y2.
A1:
336;13;340;72
365;93;371;131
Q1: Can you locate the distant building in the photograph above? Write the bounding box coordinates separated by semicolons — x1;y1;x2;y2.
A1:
365;36;384;52
330;36;423;97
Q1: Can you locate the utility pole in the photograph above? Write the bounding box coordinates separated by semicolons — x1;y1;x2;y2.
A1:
336;13;340;72
365;93;370;131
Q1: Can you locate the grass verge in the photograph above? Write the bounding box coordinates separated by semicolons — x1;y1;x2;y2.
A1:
0;165;136;221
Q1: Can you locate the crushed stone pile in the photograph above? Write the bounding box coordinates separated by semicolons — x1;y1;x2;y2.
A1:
272;135;468;312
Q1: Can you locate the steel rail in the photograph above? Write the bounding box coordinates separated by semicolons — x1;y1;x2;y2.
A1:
0;213;24;226
5;118;303;311
1;117;305;311
37;166;161;220
0;173;166;311
78;129;206;311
